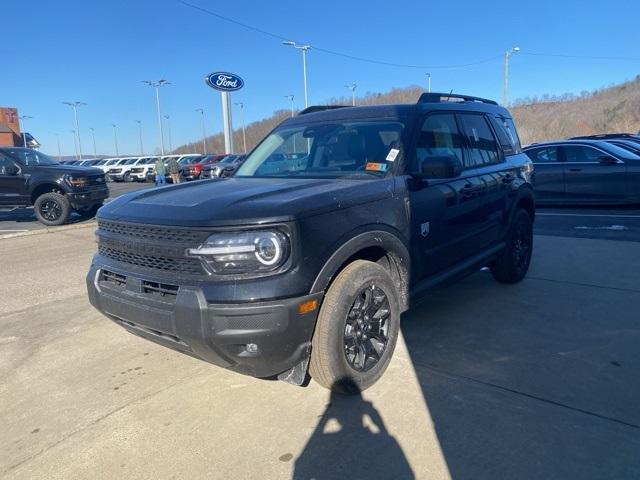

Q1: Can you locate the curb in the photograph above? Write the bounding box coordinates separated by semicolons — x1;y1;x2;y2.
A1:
0;220;97;240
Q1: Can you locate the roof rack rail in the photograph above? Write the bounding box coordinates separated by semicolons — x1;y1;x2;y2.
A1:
418;92;498;106
298;105;350;115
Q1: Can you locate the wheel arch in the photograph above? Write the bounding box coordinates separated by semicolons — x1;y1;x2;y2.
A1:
30;182;65;204
310;229;410;312
514;186;535;221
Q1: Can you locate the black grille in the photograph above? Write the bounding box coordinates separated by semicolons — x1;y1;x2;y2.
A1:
97;220;208;244
86;174;107;186
98;245;203;275
100;269;126;287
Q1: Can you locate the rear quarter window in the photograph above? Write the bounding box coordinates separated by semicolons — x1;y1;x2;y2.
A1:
490;115;522;155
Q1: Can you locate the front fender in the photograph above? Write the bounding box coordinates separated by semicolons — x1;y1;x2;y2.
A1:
310;227;410;311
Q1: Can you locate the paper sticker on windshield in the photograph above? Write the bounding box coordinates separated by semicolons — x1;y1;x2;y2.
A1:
386;148;400;162
365;162;387;172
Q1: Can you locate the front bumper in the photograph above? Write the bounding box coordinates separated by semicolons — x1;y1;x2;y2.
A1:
68;185;109;208
86;262;322;379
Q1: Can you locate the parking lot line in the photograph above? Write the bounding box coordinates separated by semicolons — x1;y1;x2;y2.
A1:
537;213;640;218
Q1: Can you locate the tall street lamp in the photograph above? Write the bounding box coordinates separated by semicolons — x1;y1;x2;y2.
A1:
62;101;87;160
344;83;357;106
111;124;119;156
195;108;207;154
54;133;62;160
284;95;295;117
71;130;79;159
142;79;170;155
426;73;432;93
19;115;32;147
234;102;247;153
282;41;311;108
89;127;97;157
135;120;144;155
503;46;520;106
164;115;172;152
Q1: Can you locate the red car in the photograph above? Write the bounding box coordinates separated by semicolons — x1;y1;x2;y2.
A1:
181;155;227;180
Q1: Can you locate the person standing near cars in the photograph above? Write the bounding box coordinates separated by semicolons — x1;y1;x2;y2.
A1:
154;158;166;186
168;157;180;184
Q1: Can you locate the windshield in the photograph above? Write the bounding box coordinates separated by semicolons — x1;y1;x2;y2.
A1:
2;148;59;166
236;121;404;179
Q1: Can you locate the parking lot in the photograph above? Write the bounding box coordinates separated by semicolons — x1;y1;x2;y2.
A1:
1;198;639;479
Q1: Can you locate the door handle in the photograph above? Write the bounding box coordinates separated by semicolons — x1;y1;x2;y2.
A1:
569;168;582;172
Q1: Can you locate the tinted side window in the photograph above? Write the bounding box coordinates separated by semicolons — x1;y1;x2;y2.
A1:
414;113;464;170
564;145;603;162
459;114;500;168
489;115;520;155
525;147;559;163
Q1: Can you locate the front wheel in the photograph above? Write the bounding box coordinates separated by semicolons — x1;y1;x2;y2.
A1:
34;192;71;226
123;172;131;183
309;260;401;394
490;208;533;283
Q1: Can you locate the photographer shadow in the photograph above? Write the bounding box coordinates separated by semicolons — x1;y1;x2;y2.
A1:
294;379;414;480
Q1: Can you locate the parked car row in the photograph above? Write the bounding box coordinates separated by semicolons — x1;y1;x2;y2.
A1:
524;133;640;205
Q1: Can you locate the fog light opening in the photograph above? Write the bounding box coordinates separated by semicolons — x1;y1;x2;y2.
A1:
246;343;259;354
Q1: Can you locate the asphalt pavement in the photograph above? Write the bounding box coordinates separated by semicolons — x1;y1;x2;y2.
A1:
1;226;639;478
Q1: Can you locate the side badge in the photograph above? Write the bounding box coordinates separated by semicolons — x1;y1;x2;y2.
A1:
421;222;430;237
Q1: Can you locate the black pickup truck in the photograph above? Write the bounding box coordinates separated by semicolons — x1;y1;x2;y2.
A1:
0;147;108;225
87;93;534;394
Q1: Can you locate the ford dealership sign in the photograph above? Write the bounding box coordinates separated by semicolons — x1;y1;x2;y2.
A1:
205;72;244;92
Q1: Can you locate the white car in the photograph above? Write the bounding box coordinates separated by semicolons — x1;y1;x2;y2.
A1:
128;157;158;182
95;158;123;177
107;157;151;182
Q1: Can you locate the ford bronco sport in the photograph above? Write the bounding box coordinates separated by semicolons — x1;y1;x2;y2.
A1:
87;93;534;393
0;147;108;225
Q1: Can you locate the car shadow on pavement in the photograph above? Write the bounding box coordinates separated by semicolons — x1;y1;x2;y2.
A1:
294;268;640;479
399;271;640;480
293;379;414;480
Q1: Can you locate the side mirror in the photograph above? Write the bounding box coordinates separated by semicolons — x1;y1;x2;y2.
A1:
416;154;461;179
1;164;19;176
599;156;618;165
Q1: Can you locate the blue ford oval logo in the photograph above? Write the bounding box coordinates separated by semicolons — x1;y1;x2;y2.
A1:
205;72;244;92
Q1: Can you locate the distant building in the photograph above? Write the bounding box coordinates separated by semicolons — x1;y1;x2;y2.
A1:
0;107;40;149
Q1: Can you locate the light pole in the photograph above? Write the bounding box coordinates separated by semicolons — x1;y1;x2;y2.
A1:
283;41;311;108
89;127;97;157
71;130;79;159
19;115;32;147
503;47;520;106
111;124;119;156
234;102;247;153
142;79;170;155
62;101;86;160
164;115;172;152
426;73;432;93
284;95;295;117
344;83;357;106
195;108;207;154
54;133;62;160
135;120;144;155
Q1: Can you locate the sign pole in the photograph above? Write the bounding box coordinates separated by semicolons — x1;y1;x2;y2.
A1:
221;91;234;154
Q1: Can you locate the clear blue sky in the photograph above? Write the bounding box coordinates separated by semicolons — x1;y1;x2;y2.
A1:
2;0;639;156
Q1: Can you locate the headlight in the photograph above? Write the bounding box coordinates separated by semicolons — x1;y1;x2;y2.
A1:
65;175;87;187
187;230;290;275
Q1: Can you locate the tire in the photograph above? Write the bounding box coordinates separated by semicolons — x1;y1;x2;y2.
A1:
309;260;401;394
123;172;131;183
490;208;533;284
76;202;103;218
34;192;71;226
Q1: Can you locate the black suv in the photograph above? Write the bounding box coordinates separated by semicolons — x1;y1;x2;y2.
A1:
87;93;534;393
0;147;108;225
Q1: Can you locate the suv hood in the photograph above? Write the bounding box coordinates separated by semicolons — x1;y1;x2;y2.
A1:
99;177;395;227
38;165;104;176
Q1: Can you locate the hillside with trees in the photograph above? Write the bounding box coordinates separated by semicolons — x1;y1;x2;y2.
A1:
173;75;640;154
